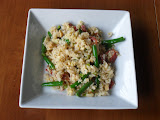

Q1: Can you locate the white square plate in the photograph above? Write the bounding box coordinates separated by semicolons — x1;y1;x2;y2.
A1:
19;9;138;109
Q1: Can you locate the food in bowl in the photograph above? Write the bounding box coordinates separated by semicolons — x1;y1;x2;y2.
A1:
41;21;125;97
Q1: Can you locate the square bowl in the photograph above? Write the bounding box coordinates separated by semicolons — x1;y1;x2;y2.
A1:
19;9;138;109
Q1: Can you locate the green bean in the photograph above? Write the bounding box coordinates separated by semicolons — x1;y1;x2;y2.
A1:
57;25;61;30
70;73;91;88
41;81;63;86
76;79;94;97
42;53;46;57
102;37;125;44
41;36;46;56
79;73;83;77
92;89;95;93
81;73;91;80
70;81;79;88
48;31;52;38
105;43;112;50
43;56;55;69
79;28;82;34
65;39;70;45
92;45;99;68
95;77;100;89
